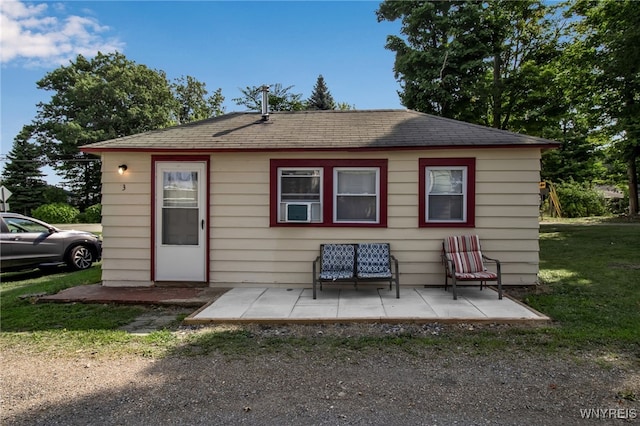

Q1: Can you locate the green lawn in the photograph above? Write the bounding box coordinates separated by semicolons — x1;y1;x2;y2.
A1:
1;221;639;357
526;223;640;349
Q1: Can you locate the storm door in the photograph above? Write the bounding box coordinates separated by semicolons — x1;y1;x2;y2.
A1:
154;161;207;282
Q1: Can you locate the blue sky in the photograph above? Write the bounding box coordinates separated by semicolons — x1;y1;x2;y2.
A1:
1;0;404;184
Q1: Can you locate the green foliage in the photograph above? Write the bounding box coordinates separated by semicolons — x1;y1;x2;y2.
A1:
568;0;640;213
377;0;562;132
31;203;80;224
42;185;69;204
306;75;336;110
377;1;490;121
78;203;101;223
554;181;607;218
232;83;305;112
171;75;225;123
31;53;178;209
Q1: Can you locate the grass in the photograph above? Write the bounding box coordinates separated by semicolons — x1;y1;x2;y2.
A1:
1;219;639;358
525;222;640;350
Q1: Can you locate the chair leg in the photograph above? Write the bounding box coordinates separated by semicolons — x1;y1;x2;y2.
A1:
452;276;458;300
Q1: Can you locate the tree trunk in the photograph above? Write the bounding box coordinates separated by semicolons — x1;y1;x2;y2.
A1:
492;53;502;129
628;151;639;215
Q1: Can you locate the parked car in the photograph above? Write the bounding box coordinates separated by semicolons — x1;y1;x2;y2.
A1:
0;212;102;273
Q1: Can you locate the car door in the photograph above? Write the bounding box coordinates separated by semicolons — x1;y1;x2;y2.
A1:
0;216;61;268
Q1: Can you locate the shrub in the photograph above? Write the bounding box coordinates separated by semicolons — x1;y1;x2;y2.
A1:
31;203;80;224
77;204;102;223
554;181;607;218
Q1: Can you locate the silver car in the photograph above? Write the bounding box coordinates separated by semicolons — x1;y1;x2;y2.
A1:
0;212;102;273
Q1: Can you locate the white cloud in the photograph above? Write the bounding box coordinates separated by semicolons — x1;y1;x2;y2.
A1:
0;0;124;67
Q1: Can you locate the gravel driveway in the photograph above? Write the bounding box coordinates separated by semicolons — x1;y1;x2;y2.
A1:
2;323;638;426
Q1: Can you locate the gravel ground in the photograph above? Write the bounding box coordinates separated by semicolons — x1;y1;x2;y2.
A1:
2;322;639;426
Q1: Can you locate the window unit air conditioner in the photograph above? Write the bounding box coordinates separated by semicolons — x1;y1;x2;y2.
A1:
285;203;312;223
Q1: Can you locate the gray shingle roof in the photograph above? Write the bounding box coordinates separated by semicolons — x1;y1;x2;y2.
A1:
81;109;560;152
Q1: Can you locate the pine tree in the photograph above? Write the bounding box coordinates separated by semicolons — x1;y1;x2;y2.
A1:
307;75;336;110
1;126;48;215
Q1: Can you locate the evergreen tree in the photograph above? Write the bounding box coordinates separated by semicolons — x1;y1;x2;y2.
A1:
1;126;48;215
306;75;336;110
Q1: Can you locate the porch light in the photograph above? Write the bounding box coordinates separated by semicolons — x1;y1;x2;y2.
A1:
118;164;128;175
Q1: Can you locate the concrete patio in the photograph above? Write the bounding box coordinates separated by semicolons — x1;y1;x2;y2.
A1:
186;286;549;325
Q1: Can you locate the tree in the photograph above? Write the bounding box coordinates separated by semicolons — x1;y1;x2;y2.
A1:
482;0;563;132
568;0;640;214
336;102;356;111
1;126;48;215
376;1;490;122
376;1;563;133
171;75;225;124
306;75;336;110
232;84;305;112
29;52;176;209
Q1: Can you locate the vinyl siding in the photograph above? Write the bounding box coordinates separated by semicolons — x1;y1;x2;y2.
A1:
99;149;542;288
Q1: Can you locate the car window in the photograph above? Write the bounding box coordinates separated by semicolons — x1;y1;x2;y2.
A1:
4;217;50;233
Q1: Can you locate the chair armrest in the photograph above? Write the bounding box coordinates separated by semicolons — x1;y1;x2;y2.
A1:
482;254;501;273
482;254;500;265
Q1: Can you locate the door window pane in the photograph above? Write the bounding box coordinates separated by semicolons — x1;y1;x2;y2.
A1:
162;170;199;245
163;172;198;207
162;208;199;245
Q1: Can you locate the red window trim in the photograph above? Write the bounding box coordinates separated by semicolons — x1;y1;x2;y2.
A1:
418;158;476;228
270;159;388;227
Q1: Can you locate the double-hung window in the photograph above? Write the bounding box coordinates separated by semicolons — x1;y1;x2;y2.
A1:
271;159;387;227
419;158;475;227
334;168;379;223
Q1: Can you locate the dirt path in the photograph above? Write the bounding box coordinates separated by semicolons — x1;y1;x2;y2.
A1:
2;334;638;425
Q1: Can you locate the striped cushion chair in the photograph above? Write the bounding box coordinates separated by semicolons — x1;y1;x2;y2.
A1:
442;235;502;300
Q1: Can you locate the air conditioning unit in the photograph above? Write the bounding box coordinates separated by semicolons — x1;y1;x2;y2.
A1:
285;203;312;223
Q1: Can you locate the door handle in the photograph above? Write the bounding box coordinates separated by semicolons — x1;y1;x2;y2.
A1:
201;219;205;230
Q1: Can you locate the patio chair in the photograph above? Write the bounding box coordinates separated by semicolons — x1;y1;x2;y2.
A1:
442;235;502;300
312;243;356;299
356;243;400;298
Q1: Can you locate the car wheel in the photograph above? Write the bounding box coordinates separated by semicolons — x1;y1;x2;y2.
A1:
67;245;94;270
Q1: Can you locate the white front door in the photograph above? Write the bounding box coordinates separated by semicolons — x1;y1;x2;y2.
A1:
154;161;207;282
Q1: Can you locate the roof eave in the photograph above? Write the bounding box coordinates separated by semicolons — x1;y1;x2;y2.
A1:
81;143;559;155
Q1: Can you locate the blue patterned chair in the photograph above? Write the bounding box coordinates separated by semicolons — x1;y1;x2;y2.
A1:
312;244;356;299
356;243;400;298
